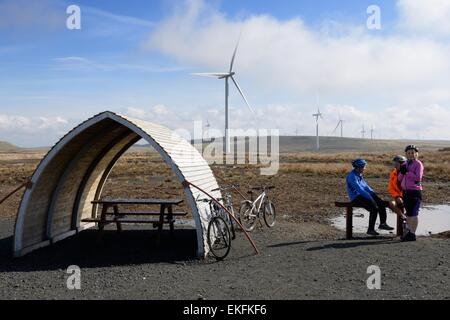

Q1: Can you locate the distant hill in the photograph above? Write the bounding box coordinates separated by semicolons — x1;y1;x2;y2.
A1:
189;136;450;153
6;136;450;155
276;136;450;153
0;141;21;152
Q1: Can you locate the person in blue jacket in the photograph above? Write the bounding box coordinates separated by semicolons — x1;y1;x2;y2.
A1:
346;159;394;236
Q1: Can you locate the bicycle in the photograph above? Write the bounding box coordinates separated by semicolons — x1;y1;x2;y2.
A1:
239;186;276;232
211;184;240;240
197;196;232;260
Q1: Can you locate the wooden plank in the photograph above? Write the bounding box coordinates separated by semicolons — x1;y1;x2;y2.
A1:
187;175;217;185
91;198;183;205
101;211;188;216
81;218;173;224
346;206;353;240
182;171;215;181
335;201;389;208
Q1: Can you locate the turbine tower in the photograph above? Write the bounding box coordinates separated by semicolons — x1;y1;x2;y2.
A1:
370;125;375;140
192;35;256;153
312;95;323;151
361;124;366;139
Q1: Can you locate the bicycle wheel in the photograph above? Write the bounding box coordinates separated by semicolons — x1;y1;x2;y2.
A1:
239;201;257;232
263;200;276;228
207;216;231;261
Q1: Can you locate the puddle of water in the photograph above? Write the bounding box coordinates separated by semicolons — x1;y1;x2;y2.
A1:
330;205;450;236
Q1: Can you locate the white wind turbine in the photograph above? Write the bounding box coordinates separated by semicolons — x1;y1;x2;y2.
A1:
192;36;256;153
361;124;366;139
204;119;212;142
331;113;344;138
312;94;324;151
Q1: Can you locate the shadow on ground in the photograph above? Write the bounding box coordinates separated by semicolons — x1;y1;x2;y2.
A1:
306;237;398;251
267;240;312;248
0;228;198;272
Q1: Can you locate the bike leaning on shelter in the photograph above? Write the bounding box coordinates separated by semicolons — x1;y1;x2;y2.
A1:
211;184;239;240
197;196;233;260
239;186;276;232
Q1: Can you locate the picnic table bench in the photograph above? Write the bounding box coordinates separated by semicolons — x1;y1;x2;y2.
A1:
81;199;187;238
335;201;403;239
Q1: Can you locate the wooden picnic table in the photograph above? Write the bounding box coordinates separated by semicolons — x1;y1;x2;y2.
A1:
82;198;186;240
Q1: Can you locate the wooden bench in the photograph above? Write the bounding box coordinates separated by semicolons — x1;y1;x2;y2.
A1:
335;201;403;239
81;217;177;229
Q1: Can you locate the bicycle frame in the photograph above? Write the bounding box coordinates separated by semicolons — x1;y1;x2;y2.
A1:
250;191;267;215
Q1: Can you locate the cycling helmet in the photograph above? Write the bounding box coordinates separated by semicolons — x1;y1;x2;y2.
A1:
393;155;407;163
352;158;367;168
405;145;419;152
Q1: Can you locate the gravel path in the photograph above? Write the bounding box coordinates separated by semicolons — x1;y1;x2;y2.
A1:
1;218;448;300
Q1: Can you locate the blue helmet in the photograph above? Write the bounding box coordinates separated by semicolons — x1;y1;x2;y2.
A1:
352;158;367;168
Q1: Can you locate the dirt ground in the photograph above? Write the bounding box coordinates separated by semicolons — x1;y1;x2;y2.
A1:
1;218;448;300
0;150;449;299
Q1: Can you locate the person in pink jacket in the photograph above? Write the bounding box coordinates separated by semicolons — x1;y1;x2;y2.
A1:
398;145;424;241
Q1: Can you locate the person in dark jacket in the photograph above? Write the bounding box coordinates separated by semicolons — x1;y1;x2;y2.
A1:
346;159;394;236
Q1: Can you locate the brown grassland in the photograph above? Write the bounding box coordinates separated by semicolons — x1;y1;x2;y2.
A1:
1;149;449;229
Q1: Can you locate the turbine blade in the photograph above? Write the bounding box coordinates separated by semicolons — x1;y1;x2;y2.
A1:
331;121;340;134
230;76;255;115
230;33;242;73
192;72;230;78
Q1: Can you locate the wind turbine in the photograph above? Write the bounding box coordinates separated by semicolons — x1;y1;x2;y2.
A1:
331;113;344;138
370;125;375;140
204;119;211;142
361;124;366;139
312;95;323;151
192;36;256;153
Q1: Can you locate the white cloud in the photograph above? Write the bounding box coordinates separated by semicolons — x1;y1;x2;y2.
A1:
0;114;70;146
153;104;172;116
141;0;450;140
0;114;68;132
52;56;187;73
121;100;450;141
145;0;450;98
82;5;154;28
397;0;450;36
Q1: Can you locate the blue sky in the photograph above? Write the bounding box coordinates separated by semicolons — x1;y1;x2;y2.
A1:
1;0;450;147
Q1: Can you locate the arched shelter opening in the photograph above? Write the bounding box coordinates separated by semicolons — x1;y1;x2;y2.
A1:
13;111;220;258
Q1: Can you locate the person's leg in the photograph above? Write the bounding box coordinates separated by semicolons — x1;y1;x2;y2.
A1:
372;193;387;225
403;192;421;240
407;216;418;233
407;196;421;233
352;196;378;232
389;200;405;217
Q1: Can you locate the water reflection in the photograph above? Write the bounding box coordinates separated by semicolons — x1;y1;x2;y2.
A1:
330;205;450;236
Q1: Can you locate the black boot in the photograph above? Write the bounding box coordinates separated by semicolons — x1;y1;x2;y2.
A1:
401;232;416;242
379;223;394;231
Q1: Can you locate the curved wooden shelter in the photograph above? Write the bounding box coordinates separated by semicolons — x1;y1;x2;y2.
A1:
13;111;220;258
